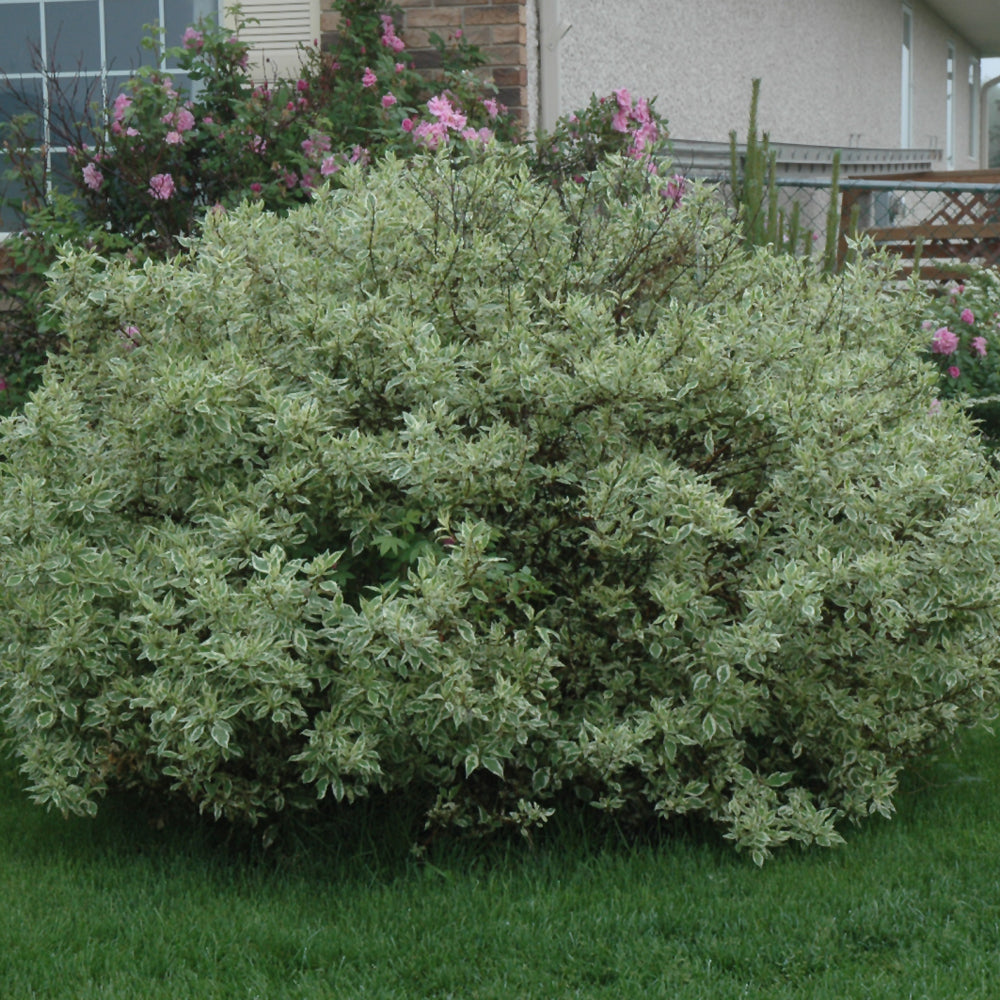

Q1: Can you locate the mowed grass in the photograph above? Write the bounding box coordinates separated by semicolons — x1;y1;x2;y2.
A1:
3;729;1000;999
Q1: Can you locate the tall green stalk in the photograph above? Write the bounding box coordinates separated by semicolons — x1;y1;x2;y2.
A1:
822;150;842;274
731;80;844;273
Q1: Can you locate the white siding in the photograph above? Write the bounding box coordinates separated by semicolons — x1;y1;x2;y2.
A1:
228;0;320;79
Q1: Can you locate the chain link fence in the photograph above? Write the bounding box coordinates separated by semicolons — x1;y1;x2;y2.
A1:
705;173;1000;279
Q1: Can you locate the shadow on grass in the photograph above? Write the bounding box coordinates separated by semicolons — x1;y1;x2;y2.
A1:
0;736;741;885
2;721;997;893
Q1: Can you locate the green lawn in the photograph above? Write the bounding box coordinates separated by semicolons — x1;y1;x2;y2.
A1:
3;729;1000;999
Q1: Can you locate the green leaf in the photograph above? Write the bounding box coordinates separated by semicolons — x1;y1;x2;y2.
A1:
702;714;717;740
209;722;231;749
481;755;504;778
765;771;794;788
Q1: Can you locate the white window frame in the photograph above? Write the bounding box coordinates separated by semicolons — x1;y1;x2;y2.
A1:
969;58;979;160
901;3;913;147
946;40;956;168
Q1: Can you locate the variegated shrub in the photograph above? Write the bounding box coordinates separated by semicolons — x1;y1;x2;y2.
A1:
2;147;999;862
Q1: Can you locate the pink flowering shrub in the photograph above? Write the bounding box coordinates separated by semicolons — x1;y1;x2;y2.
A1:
0;0;514;410
299;0;515;165
407;92;496;149
61;8;511;249
1;0;514;257
530;90;670;192
1;1;672;416
920;269;1000;444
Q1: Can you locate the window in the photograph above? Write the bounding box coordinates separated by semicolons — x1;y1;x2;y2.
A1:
0;0;218;228
946;41;956;167
969;58;979;160
901;3;913;147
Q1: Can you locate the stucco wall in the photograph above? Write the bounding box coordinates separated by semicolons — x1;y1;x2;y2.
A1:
911;2;981;167
551;0;980;162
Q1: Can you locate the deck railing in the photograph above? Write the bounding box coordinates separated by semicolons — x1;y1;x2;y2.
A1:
836;173;1000;278
771;171;1000;279
704;170;1000;279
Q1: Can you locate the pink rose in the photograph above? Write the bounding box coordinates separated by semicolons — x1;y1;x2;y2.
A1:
112;93;132;123
948;366;961;378
427;94;466;131
971;336;988;357
148;172;175;200
163;108;195;132
380;15;406;53
413;120;449;148
362;67;377;89
82;162;103;191
961;307;975;324
931;327;959;355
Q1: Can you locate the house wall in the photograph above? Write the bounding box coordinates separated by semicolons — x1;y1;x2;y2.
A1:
554;0;899;146
550;0;981;165
911;1;981;167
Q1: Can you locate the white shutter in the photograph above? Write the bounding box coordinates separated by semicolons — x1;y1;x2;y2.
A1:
226;0;320;80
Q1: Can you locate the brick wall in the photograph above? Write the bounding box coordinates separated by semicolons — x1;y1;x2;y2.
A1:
319;1;529;125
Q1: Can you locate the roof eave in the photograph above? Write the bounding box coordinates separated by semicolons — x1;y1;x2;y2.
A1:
923;0;1000;56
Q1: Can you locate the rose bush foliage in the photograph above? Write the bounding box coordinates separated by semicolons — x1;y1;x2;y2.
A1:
920;269;1000;446
2;148;1000;862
